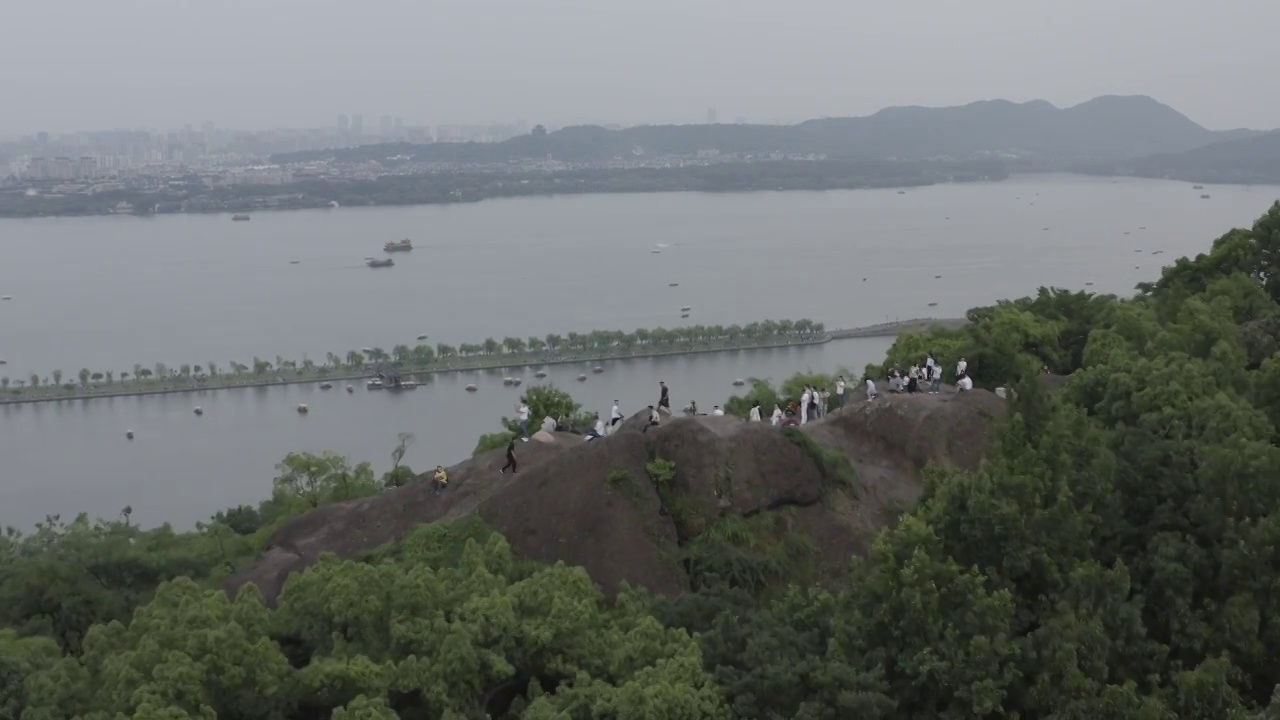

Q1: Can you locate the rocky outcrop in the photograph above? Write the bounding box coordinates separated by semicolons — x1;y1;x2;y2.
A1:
227;390;1008;604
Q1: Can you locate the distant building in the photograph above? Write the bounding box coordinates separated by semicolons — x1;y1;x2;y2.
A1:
351;115;363;135
706;108;717;124
380;115;393;135
338;115;349;133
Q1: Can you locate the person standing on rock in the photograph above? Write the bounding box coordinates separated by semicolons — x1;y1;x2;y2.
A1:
836;376;846;407
929;364;943;394
866;377;879;401
609;400;623;434
433;465;449;493
500;438;518;474
800;387;812;425
770;404;783;426
658;381;670;414
956;357;967;378
516;399;531;441
749;401;762;422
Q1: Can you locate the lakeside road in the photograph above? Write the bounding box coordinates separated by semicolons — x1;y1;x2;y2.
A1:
0;319;964;406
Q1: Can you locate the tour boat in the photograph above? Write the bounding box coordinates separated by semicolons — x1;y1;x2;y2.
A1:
366;257;395;268
367;378;384;389
394;379;419;390
384;239;413;252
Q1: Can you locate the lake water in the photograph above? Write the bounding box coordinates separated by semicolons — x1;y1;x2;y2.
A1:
1;175;1277;529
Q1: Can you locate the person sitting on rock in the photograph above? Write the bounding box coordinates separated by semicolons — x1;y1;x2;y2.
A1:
433;465;448;493
957;373;974;392
585;413;605;441
643;405;661;433
712;405;725;416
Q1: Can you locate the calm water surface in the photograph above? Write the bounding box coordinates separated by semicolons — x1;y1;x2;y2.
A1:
1;175;1277;528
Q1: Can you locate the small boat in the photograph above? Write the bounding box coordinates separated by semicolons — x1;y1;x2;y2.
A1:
680;306;691;312
193;407;203;416
1193;184;1204;189
681;313;690;318
366;257;395;268
396;379;419;390
126;430;134;440
1200;194;1211;199
934;275;941;279
534;370;547;378
362;347;373;353
503;377;515;386
669;282;679;287
1139;226;1147;230
512;378;522;386
1085;282;1094;286
0;359;6;365
650;250;661;254
384;239;413;253
577;374;587;382
297;404;309;414
592;366;604;374
1133;249;1142;253
367;378;384;389
732;379;746;386
928;302;938;307
1151;250;1164;255
231;214;250;221
465;384;478;392
897;190;906;194
1043;227;1049;231
1124;231;1131;235
289;260;300;265
416;334;428;340
1;295;10;300
319;382;333;390
346;384;354;393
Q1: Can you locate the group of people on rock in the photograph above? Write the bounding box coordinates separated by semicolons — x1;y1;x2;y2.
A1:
430;362;981;493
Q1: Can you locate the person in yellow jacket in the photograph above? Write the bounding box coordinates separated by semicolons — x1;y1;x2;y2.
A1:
433;465;448;494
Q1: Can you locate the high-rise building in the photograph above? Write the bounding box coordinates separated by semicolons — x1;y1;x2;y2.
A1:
338;114;349;133
380;115;393;135
705;108;717;124
351;115;363;135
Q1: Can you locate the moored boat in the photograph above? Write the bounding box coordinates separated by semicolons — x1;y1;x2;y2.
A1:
367;378;384;389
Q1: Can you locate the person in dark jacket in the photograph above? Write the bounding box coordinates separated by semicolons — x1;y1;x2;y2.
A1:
500;437;518;474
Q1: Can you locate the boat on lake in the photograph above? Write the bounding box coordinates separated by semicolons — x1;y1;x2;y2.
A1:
231;214;250;221
367;378;384;389
366;257;395;268
384;239;413;252
1200;194;1211;199
392;379;419;390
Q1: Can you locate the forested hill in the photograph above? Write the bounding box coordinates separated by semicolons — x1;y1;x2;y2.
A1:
273;95;1254;166
5;204;1280;717
1077;129;1280;184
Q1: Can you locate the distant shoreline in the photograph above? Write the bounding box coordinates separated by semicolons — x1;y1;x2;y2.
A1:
0;319;963;406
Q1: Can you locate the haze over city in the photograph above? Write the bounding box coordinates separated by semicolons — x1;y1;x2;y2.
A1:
6;0;1280;135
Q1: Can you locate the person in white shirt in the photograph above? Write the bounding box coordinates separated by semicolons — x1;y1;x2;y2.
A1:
836;376;846;407
749;402;762;422
516;400;531;441
712;405;725;416
799;388;811;425
770;404;783;426
643;405;660;433
956;358;967;377
926;355;935;374
957;374;974;392
866;377;878;400
585;413;606;440
609;400;623;433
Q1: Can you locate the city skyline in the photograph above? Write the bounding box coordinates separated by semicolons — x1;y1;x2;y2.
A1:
3;0;1279;135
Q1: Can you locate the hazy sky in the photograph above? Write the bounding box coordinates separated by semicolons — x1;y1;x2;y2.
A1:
6;0;1278;134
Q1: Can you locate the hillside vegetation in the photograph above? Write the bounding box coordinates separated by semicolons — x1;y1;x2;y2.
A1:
4;203;1280;718
1078;130;1280;185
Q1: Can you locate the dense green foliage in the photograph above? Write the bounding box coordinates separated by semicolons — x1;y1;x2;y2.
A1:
5;204;1280;717
472;385;596;455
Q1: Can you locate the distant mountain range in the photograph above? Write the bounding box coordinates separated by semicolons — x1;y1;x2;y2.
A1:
273;95;1267;169
1077;130;1280;185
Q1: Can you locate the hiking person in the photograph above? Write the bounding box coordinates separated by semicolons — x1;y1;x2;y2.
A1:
906;374;919;394
956;357;968;377
516;399;531;441
749;401;762;422
658;381;670;413
770;404;783;426
609;400;623;433
500;438;518;474
800;387;811;425
836;376;846;407
643;405;661;433
433;465;449;493
929;365;942;394
712;405;725;416
866;377;878;400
